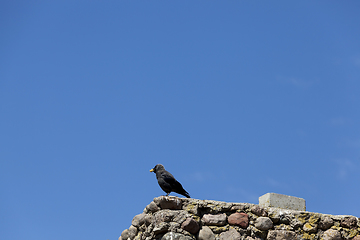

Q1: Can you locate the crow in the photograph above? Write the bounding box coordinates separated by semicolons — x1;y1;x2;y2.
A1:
150;164;190;198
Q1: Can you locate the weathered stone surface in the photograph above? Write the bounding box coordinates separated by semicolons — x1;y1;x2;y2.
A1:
153;222;169;235
255;217;273;231
184;202;199;215
198;226;215;240
342;228;359;239
251;205;268;217
230;204;247;212
173;210;189;223
154;210;179;224
128;225;138;239
318;216;334;230
121;229;129;240
160;232;193;240
181;218;200;234
202;213;227;226
250;225;268;239
145;201;159;213
303;214;319;233
199;200;233;213
134;233;142;240
120;196;360;240
341;216;358;228
303;222;317;233
267;208;281;224
289;217;303;229
279;216;290;225
245;237;258;240
267;230;296;240
154;196;182;210
322;229;342;240
219;227;241;240
208;225;229;234
132;213;152;227
228;212;249;228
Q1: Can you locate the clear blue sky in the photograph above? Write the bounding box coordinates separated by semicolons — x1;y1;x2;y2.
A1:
1;1;360;240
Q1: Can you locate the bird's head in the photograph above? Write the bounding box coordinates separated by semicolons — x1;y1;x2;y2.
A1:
150;164;165;173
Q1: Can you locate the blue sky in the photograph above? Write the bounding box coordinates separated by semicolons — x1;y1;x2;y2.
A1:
1;1;360;240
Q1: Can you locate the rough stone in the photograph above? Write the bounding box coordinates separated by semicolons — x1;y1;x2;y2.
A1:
249;225;268;239
132;213;152;227
251;205;268;217
134;233;142;240
201;213;227;226
173;210;189;224
200;200;233;213
198;226;216;240
341;216;358;228
168;222;181;233
230;204;247;212
145;201;159;213
128;225;138;239
305;214;319;231
154;210;179;224
245;237;260;240
181;218;200;234
322;229;342;240
219;227;241;240
255;217;273;231
228;212;249;228
267;230;296;240
267;208;281;224
289;217;303;229
318;216;334;230
303;222;317;233
208;225;229;234
184;202;199;215
121;229;129;240
342;228;359;239
153;222;169;235
119;196;360;240
160;232;193;240
154;196;182;210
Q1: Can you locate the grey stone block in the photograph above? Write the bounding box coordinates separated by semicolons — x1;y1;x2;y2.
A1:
259;193;306;211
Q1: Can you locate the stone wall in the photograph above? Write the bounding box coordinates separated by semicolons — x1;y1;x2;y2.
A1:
119;196;360;240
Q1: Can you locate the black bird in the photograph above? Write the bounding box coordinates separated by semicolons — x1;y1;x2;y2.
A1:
150;164;190;198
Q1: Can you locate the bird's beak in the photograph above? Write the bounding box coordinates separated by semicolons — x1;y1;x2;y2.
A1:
150;169;154;172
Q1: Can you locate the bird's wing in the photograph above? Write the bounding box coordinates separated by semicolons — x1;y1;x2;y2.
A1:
160;172;176;183
161;172;183;189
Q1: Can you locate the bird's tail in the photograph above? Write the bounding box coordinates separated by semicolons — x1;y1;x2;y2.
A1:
183;191;190;198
